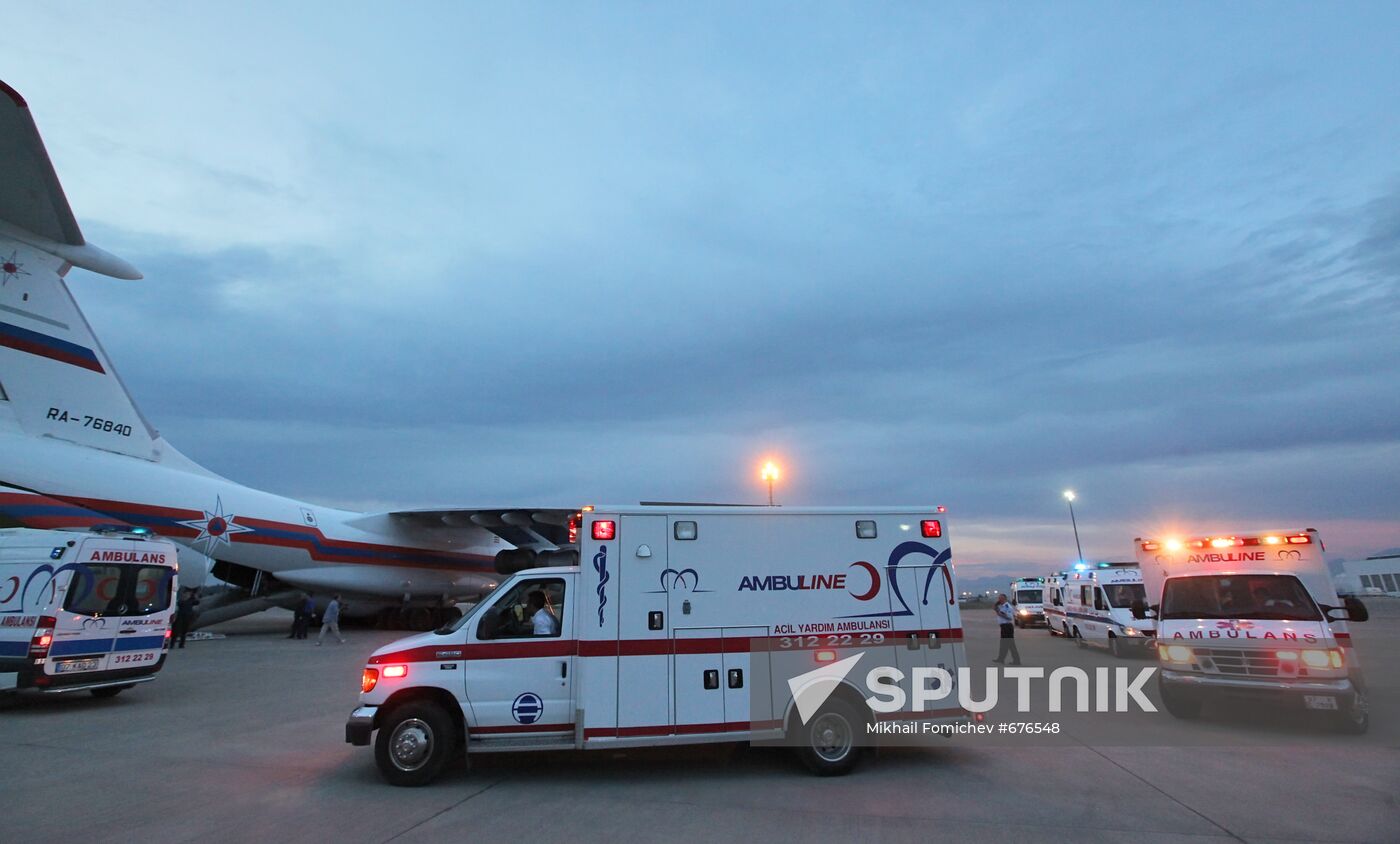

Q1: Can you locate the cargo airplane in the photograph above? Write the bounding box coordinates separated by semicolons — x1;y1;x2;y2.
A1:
0;80;575;629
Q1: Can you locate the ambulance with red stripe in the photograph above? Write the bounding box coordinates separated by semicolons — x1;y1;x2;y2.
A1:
1134;528;1371;733
346;506;967;785
1;528;178;698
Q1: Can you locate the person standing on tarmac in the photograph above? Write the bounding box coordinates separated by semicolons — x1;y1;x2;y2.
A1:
317;594;346;645
173;587;199;649
294;593;315;639
288;592;312;639
993;593;1021;666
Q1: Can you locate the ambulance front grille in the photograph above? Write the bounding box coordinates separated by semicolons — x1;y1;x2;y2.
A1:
1196;647;1280;677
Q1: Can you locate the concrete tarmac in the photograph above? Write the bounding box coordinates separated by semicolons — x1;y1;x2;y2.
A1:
3;604;1397;843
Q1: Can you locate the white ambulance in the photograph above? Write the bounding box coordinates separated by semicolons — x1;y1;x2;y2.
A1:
1134;529;1370;733
1058;562;1154;656
1;528;178;697
1043;570;1071;636
1009;576;1046;628
346;505;967;785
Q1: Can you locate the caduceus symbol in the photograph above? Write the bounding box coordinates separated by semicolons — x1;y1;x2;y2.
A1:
593;545;609;627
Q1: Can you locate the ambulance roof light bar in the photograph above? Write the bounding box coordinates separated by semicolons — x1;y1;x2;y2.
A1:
1138;532;1314;552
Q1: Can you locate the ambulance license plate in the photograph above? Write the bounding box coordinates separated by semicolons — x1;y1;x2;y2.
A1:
1303;695;1338;710
56;658;101;673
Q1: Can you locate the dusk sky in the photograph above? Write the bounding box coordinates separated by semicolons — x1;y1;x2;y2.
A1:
9;3;1399;573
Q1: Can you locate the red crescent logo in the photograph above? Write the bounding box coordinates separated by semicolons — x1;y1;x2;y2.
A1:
848;561;880;601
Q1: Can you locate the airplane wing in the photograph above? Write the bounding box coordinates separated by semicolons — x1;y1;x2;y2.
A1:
346;506;580;553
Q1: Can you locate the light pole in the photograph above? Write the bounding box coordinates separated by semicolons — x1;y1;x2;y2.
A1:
1063;489;1084;565
761;461;780;506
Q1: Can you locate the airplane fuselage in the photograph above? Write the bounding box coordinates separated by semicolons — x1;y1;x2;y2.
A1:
0;432;503;602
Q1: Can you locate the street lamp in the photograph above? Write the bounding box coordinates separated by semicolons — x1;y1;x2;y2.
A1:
761;461;780;506
1063;489;1084;565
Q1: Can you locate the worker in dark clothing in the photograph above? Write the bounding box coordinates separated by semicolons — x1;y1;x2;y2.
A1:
173;587;199;649
293;593;315;639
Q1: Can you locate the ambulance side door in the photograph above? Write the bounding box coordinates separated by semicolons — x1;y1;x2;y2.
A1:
463;575;575;737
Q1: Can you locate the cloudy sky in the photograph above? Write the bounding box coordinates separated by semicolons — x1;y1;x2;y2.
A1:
9;3;1399;572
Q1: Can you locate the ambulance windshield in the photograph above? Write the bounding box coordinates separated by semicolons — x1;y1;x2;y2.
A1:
1015;589;1043;604
64;564;174;617
1102;583;1145;608
437;594;491;634
1160;575;1322;622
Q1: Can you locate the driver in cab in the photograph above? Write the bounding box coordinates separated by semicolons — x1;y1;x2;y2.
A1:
529;589;559;636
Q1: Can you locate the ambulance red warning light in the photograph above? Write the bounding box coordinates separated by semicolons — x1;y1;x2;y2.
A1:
591;519;616;541
921;519;942;538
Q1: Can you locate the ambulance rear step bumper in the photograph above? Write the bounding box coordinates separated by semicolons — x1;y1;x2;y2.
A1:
32;675;156;695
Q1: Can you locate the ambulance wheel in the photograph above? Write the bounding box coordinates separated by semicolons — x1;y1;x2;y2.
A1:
1158;678;1202;720
1072;627;1086;648
795;698;865;776
1108;633;1121;658
375;701;458;786
1331;691;1369;735
90;685;130;699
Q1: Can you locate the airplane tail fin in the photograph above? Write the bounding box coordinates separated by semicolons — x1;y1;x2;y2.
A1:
0;80;161;461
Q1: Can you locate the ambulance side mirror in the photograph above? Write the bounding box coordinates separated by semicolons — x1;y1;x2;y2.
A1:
1325;598;1369;623
1130;600;1156;620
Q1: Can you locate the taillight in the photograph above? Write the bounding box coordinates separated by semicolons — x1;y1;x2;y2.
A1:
921;519;942;538
592;520;616;541
361;668;379;693
567;514;581;544
30;616;56;658
163;628;173;651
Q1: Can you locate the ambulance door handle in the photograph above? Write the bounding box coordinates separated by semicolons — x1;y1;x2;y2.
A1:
703;670;719;690
118;629;137;634
560;661;568;679
648;611;664;631
727;668;743;689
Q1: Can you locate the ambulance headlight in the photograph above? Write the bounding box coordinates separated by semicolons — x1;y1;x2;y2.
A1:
1300;649;1335;669
1159;644;1194;663
1017;608;1030;616
1122;626;1140;637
